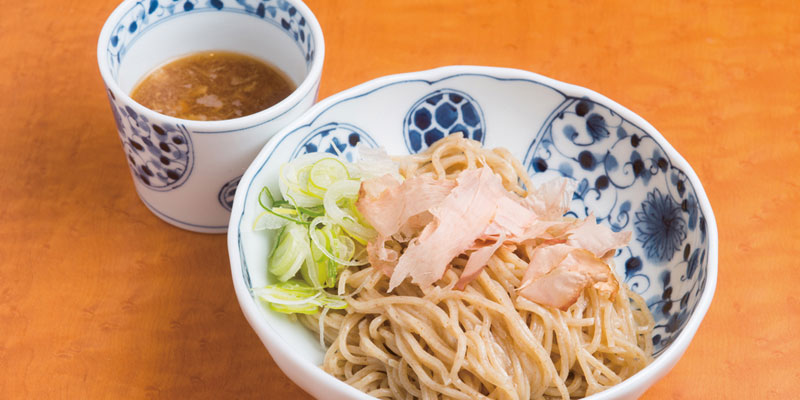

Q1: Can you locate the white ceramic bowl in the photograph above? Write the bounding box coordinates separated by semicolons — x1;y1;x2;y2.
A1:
228;66;718;399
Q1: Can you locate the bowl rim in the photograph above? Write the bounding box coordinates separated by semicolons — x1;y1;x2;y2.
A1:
227;65;718;399
96;0;325;131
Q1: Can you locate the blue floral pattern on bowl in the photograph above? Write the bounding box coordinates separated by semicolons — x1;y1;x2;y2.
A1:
219;175;242;211
636;188;688;262
291;122;378;162
108;90;194;190
105;0;316;77
523;97;708;353
403;89;485;153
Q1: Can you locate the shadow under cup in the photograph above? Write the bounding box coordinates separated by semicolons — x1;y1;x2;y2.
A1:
97;0;324;233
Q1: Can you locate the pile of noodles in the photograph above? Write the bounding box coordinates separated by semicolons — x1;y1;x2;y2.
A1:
296;135;654;400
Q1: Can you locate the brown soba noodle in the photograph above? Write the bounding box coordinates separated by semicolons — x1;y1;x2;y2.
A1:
295;135;654;400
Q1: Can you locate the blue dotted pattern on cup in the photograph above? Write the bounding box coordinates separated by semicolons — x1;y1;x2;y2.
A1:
108;90;194;191
290;122;379;162
403;89;485;153
523;97;708;354
105;0;316;77
219;175;242;211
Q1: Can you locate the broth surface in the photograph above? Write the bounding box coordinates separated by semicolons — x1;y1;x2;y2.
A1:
131;51;296;121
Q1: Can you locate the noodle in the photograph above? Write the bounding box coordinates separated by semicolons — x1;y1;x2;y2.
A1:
298;134;654;399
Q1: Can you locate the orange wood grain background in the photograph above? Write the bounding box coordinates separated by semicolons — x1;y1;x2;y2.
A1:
2;0;799;398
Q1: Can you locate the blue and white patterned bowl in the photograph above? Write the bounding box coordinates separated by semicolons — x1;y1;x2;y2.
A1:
228;66;718;400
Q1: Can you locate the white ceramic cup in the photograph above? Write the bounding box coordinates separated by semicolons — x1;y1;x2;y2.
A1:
97;0;324;233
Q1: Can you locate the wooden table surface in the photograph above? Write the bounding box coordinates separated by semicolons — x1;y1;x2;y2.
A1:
2;0;799;398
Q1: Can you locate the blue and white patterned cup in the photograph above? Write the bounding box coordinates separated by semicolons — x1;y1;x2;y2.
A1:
97;0;324;233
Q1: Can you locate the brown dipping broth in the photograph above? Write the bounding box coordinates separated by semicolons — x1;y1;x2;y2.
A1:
130;51;296;121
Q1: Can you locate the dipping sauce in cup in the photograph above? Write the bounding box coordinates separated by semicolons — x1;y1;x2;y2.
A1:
131;51;296;121
97;0;324;233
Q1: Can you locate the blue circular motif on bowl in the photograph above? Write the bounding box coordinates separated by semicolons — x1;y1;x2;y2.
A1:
108;94;194;191
291;122;378;162
403;89;485;153
218;175;242;211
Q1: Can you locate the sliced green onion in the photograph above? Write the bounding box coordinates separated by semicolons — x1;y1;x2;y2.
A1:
279;153;331;207
254;281;319;304
297;164;325;199
255;280;321;314
255;186;308;226
324;180;376;243
252;209;291;231
315;295;348;309
272;207;298;216
297;205;325;217
254;280;347;315
258;186;275;210
309;158;351;191
309;217;368;267
302;238;327;288
256;152;388;315
269;302;320;314
303;226;342;288
268;223;309;281
337;235;356;262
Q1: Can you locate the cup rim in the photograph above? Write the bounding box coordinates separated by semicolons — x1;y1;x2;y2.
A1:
97;0;325;132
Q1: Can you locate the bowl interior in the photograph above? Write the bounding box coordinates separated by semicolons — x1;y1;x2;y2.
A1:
232;67;714;381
